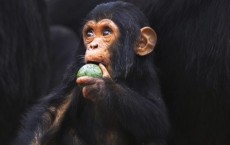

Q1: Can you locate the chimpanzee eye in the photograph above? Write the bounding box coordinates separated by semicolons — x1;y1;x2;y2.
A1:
103;28;112;36
86;29;94;37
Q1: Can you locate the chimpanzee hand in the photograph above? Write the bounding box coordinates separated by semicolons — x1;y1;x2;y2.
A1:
76;63;112;101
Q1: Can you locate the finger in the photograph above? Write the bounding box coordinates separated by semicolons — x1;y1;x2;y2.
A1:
99;63;111;78
76;76;97;86
82;85;98;101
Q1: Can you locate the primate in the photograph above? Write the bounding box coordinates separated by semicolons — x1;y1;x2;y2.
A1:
14;1;169;145
146;1;230;145
0;0;77;144
0;0;50;144
46;0;230;145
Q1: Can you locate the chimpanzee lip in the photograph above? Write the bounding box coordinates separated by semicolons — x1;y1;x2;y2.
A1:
86;61;100;65
86;61;107;67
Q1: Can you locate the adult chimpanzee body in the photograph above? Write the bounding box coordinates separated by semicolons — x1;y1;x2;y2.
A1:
147;1;230;145
0;0;50;144
46;0;230;145
14;2;169;145
0;0;78;144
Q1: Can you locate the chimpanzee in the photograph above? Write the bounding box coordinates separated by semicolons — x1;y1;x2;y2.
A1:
46;0;230;145
13;1;169;145
0;0;78;144
0;0;50;144
145;1;230;145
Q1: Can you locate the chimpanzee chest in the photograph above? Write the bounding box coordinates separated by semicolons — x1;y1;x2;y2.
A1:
66;122;134;145
70;104;134;145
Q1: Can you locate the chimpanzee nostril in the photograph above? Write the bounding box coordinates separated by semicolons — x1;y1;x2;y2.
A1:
90;43;98;49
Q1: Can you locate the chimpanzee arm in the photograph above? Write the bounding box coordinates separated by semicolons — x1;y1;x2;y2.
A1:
12;87;78;145
12;58;83;145
79;77;169;145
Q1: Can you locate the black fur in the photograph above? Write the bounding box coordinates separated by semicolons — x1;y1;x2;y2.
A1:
0;0;78;144
0;0;50;144
13;1;169;145
146;0;230;145
46;0;230;145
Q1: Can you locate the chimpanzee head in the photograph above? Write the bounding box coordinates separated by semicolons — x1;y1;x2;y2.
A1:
80;1;157;79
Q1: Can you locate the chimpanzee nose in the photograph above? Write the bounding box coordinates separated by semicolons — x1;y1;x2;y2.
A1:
90;43;98;49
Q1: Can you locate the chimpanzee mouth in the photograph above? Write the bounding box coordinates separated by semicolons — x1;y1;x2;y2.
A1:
86;61;100;65
86;61;108;68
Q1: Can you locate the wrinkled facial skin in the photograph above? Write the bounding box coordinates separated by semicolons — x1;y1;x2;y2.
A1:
82;19;120;74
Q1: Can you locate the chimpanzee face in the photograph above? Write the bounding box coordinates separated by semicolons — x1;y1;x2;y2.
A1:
82;19;120;74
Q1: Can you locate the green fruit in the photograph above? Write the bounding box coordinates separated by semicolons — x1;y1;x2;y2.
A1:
77;64;102;78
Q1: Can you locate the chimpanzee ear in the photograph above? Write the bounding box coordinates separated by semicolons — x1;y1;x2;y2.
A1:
135;27;157;56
